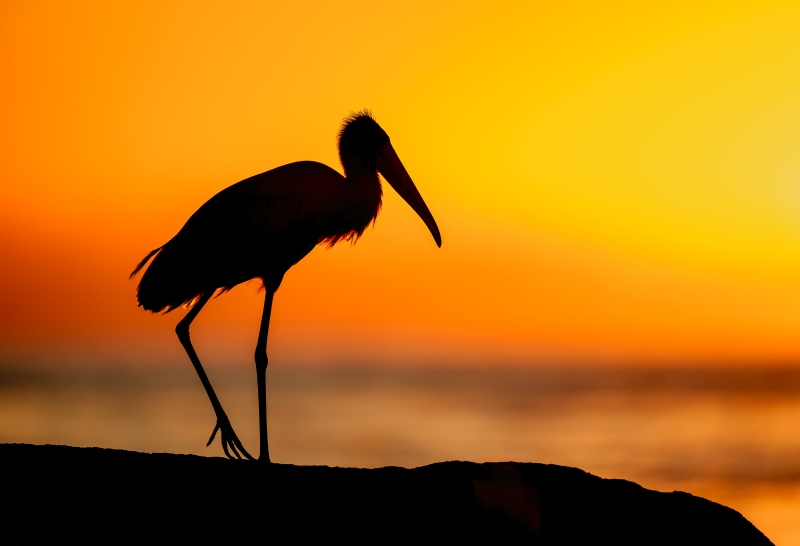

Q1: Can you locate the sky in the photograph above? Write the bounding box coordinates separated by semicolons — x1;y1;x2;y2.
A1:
2;0;800;368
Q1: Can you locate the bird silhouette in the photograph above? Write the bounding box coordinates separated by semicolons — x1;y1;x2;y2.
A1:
131;111;441;462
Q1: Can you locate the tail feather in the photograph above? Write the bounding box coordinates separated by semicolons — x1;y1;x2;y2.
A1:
130;247;163;279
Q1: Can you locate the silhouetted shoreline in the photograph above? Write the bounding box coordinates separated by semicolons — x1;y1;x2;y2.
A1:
1;444;771;544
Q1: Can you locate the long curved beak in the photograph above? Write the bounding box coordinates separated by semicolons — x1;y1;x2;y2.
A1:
376;144;442;247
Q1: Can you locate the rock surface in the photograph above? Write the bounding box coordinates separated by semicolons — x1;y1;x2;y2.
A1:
2;443;773;544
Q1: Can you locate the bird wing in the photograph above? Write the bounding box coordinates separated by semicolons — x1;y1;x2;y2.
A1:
135;161;349;312
178;161;345;251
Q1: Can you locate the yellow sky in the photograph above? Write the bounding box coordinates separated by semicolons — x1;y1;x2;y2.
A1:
2;1;800;367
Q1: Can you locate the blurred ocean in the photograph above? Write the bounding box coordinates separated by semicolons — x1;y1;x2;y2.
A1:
1;366;798;543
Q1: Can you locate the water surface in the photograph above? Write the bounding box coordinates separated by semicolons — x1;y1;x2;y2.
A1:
1;367;797;543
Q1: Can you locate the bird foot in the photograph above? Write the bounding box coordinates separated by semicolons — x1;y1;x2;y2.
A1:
207;415;254;461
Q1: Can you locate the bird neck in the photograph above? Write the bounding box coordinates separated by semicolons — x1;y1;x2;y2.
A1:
338;155;381;226
340;150;379;189
340;146;373;177
343;162;376;185
350;164;382;209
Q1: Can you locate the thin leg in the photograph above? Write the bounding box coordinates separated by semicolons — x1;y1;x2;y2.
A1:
255;287;276;462
176;292;254;460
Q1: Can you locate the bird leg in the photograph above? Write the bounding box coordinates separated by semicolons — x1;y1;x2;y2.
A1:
176;291;254;461
254;287;276;463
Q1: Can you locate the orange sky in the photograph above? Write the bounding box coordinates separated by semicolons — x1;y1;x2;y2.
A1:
2;0;800;368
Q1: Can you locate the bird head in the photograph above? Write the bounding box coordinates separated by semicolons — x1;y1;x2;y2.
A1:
339;111;442;247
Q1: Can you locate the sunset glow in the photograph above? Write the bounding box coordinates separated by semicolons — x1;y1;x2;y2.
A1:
2;1;800;367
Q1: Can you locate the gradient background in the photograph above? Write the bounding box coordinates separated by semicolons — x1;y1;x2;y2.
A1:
2;1;800;542
4;0;800;368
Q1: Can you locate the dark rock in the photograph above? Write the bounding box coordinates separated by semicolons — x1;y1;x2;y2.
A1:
1;443;773;544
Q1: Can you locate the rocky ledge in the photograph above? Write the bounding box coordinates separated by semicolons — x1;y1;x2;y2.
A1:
1;443;772;544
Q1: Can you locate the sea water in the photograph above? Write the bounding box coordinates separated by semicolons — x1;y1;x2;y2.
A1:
1;367;798;543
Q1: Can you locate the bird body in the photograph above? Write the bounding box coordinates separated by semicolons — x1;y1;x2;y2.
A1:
132;112;440;461
134;160;382;313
